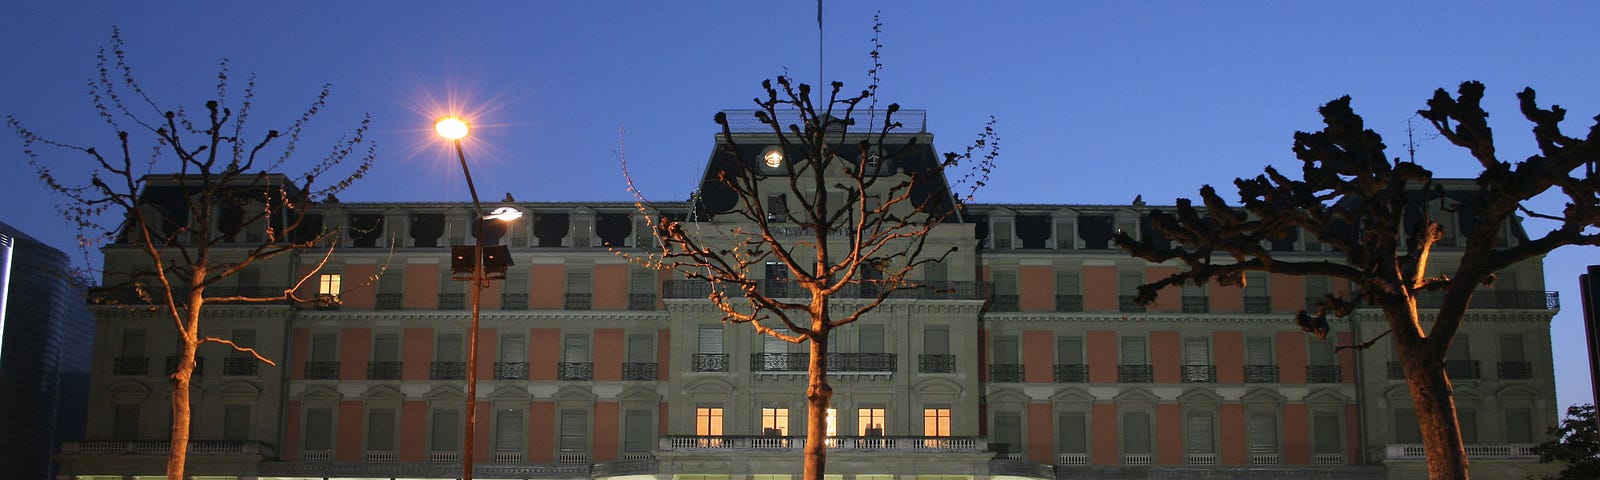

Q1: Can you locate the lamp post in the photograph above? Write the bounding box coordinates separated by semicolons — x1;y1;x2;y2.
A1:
435;116;520;480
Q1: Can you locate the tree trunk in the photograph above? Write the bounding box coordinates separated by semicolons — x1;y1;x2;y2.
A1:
804;331;833;480
1397;329;1469;480
167;297;202;480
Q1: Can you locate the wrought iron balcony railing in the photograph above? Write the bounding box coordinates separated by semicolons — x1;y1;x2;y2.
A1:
501;293;528;310
564;293;592;310
375;293;403;310
990;295;1020;312
305;361;339;380
622;362;658;380
1055;294;1083;312
367;361;402;380
113;356;149;376
1119;364;1153;383
559;362;593;380
628;293;657;311
1054;364;1088;383
1415;290;1559;310
1181;364;1216;383
1118;296;1146;313
1307;365;1341;383
1498;361;1532;379
223;357;259;377
1446;360;1481;379
1244;365;1279;383
662;280;990;300
431;361;465;380
1182;296;1209;313
660;434;983;452
989;364;1024;382
438;293;464;310
1244;296;1271;313
495;362;529;380
919;354;955;373
165;356;205;376
750;353;896;373
692;353;728;372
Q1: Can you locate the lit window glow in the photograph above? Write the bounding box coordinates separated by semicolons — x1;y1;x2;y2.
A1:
318;274;341;296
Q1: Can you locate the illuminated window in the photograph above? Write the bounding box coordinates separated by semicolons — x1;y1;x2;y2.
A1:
923;408;951;437
761;407;789;436
858;408;886;436
695;407;724;436
318;274;341;296
826;408;837;437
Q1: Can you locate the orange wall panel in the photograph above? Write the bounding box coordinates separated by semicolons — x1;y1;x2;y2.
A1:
1027;402;1054;463
285;401;302;461
1214;331;1244;384
401;400;427;461
1277;331;1308;384
290;328;308;380
337;400;364;461
1087;331;1117;383
530;328;560;381
529;401;555;462
1345;405;1361;464
1151;331;1180;383
403;264;440;309
1212;282;1243;312
656;329;671;380
1220;404;1245;465
402;328;434;381
474;401;491;461
481;279;502;310
593;264;628;309
1283;403;1309;464
1271;273;1306;312
1092;403;1119;465
476;328;497;379
1083;266;1117;311
594;328;624;381
1338;332;1357;383
531;264;565;308
1157;403;1182;465
339;328;371;380
1145;266;1180;312
340;264;377;308
978;329;989;382
659;403;670;437
594;401;620;462
1023;330;1053;383
1018;265;1055;311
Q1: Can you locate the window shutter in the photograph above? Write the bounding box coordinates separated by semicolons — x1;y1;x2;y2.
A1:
1458;409;1477;444
437;334;463;362
567;271;592;294
1056;219;1076;249
1184;338;1210;365
1057;271;1081;294
501;334;527;363
504;268;528;295
496;409;523;450
1249;413;1278;453
924;326;950;355
1312;413;1341;453
859;325;885;353
230;329;257;359
992;220;1012;249
1121;336;1147;365
628;334;654;363
379;269;404;293
630;270;656;294
1500;334;1526;362
995;412;1023;454
1309;340;1335;366
223;405;251;441
560;410;588;451
1118;272;1143;297
1058;412;1087;453
1057;336;1083;365
113;404;141;441
374;333;400;362
993;271;1018;295
1244;272;1268;296
698;327;723;354
1246;337;1273;365
1305;276;1329;298
625;410;653;452
1394;410;1421;443
1186;413;1214;453
306;408;333;450
1447;334;1471;361
924;262;948;283
994;336;1019;364
121;329;147;357
564;335;590;363
311;333;337;361
1506;408;1533;443
432;409;459;451
764;334;787;353
368;408;396;451
1123;412;1151;454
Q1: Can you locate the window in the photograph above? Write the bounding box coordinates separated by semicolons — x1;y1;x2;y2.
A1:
995;412;1023;455
630;269;656;294
858;407;886;435
924;326;950;355
767;194;789;222
993;271;1018;296
319;273;342;297
559;410;588;453
826;408;838;437
496;409;524;451
1500;334;1526;362
1184;337;1210;365
564;334;590;363
859;325;885;353
501;333;527;363
628;333;654;363
1310;339;1336;366
1306;276;1330;301
695;407;723;436
223;405;251;441
1118;272;1142;299
924;261;948;283
1249;413;1279;453
1186;412;1215;453
624;410;653;453
229;329;256;359
1246;337;1273;365
112;403;140;441
1394;410;1421;443
924;408;951;437
378;269;404;296
1122;412;1151;454
1312;413;1341;454
1057;336;1084;364
762;407;789;436
1448;334;1472;361
311;333;338;362
121;329;147;357
1458;409;1478;444
1505;408;1533;443
994;335;1019;364
436;333;463;362
698;327;723;353
764;334;788;353
431;408;459;452
1121;336;1147;365
1058;412;1087;454
1057;271;1081;294
367;408;396;453
306;407;334;452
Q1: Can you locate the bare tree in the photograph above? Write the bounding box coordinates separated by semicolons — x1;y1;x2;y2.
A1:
1114;81;1600;479
7;30;375;480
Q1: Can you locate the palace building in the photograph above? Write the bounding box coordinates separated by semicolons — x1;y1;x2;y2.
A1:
57;110;1561;480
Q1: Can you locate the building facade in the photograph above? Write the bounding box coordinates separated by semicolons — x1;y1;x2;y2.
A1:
58;113;1562;480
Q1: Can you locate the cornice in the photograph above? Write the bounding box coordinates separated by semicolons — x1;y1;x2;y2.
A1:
296;309;670;322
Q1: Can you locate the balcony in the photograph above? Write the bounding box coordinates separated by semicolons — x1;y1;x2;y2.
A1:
1498;361;1532;379
622;362;658;380
565;293;592;310
64;440;274;456
305;361;339;380
750;353;896;373
1307;364;1341;383
501;293;528;310
1118;296;1146;313
1446;360;1481;379
1415;290;1559;310
1054;364;1088;383
257;458;590;478
1181;296;1209;313
663;279;990;300
165;356;205;376
1055;294;1083;312
990;295;1020;312
1119;365;1153;383
628;293;657;310
223;357;259;377
920;354;956;373
692;353;728;372
1181;364;1216;383
495;362;529;380
660;435;984;453
113;356;149;376
1382;443;1539;460
559;362;593;380
438;293;464;310
1244;296;1271;313
367;361;402;380
1241;363;1280;382
375;293;403;310
430;361;465;380
989;364;1024;382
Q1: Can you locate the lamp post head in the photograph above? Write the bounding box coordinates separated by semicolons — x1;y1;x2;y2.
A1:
435;116;470;140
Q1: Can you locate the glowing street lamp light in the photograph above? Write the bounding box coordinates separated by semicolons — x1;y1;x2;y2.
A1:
435;116;470;141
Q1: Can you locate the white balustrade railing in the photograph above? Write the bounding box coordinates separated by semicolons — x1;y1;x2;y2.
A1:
1123;453;1152;466
660;435;984;453
1384;443;1540;460
1251;453;1280;465
1057;453;1088;466
1313;453;1344;465
303;449;333;462
1187;453;1216;465
364;451;394;462
493;451;524;463
428;451;457;463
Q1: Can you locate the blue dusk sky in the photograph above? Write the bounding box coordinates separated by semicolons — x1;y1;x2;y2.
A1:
2;2;1597;409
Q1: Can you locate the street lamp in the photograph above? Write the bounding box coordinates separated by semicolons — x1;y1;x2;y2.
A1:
435;115;520;480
